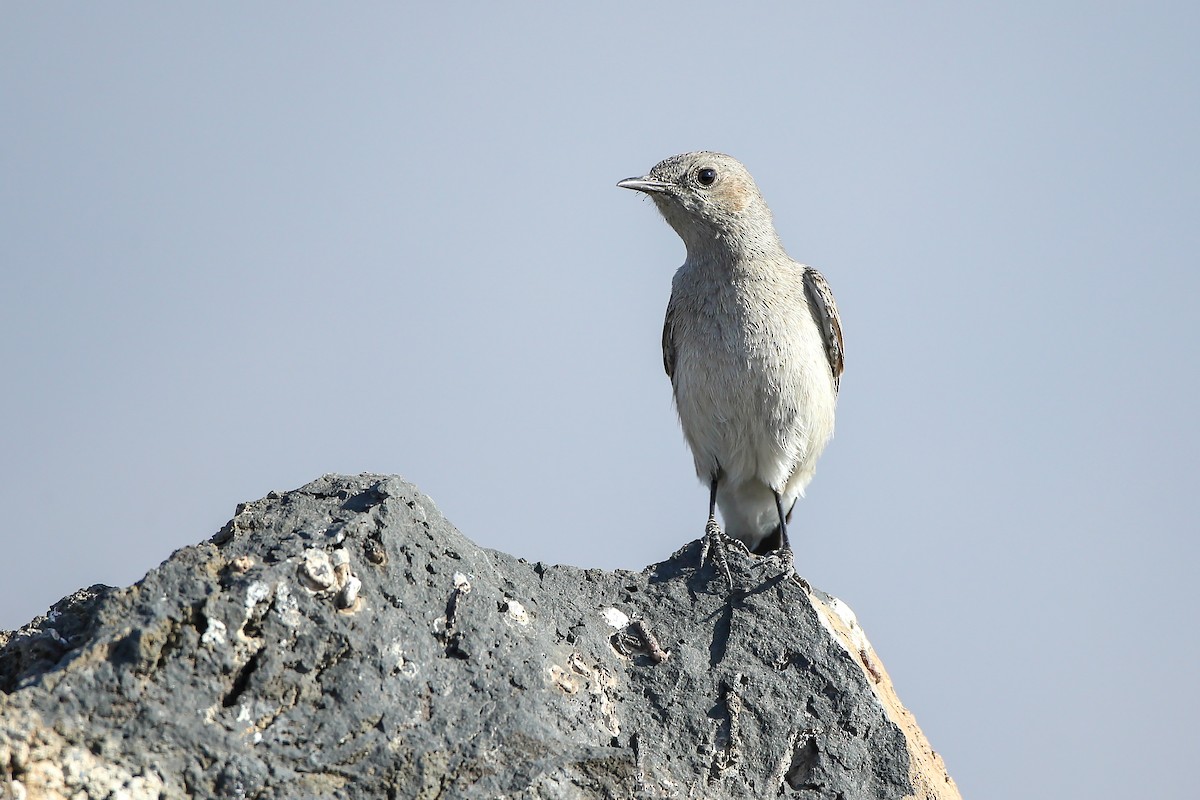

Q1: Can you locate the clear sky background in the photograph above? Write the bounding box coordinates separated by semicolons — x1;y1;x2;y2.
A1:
3;4;1197;798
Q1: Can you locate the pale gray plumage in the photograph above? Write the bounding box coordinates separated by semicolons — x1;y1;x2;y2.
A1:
619;152;844;554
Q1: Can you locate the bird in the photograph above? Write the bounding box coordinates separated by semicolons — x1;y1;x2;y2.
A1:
617;152;844;574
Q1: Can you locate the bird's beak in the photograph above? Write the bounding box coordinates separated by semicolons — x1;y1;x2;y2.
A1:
617;176;671;194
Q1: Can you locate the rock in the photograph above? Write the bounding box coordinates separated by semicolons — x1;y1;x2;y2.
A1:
0;474;959;799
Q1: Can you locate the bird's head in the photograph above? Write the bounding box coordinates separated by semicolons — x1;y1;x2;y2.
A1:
618;152;781;258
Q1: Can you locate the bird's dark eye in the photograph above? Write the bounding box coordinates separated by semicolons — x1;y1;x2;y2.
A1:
697;167;717;186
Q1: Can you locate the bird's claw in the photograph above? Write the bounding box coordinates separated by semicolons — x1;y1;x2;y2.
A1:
751;545;798;584
699;516;735;591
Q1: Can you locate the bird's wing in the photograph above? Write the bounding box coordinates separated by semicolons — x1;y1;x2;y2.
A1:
662;300;677;380
802;266;844;392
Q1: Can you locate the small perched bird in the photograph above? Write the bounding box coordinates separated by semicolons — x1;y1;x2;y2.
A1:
618;152;844;565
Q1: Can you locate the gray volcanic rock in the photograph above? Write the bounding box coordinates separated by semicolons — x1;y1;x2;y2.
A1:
0;474;959;799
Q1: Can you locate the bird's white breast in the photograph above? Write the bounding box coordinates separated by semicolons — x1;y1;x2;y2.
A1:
669;257;837;498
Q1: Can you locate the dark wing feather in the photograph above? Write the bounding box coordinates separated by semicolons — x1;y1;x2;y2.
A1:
662;302;677;380
802;266;844;392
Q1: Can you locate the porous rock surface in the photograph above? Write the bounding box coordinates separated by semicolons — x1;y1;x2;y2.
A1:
0;474;959;799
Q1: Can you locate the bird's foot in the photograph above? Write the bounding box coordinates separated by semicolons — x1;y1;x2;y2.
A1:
752;544;802;586
699;516;735;590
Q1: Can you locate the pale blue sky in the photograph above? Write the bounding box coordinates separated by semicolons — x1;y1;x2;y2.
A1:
3;4;1197;798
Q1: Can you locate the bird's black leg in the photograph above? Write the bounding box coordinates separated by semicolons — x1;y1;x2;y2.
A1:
770;489;797;576
709;476;719;523
699;475;733;589
772;490;792;552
